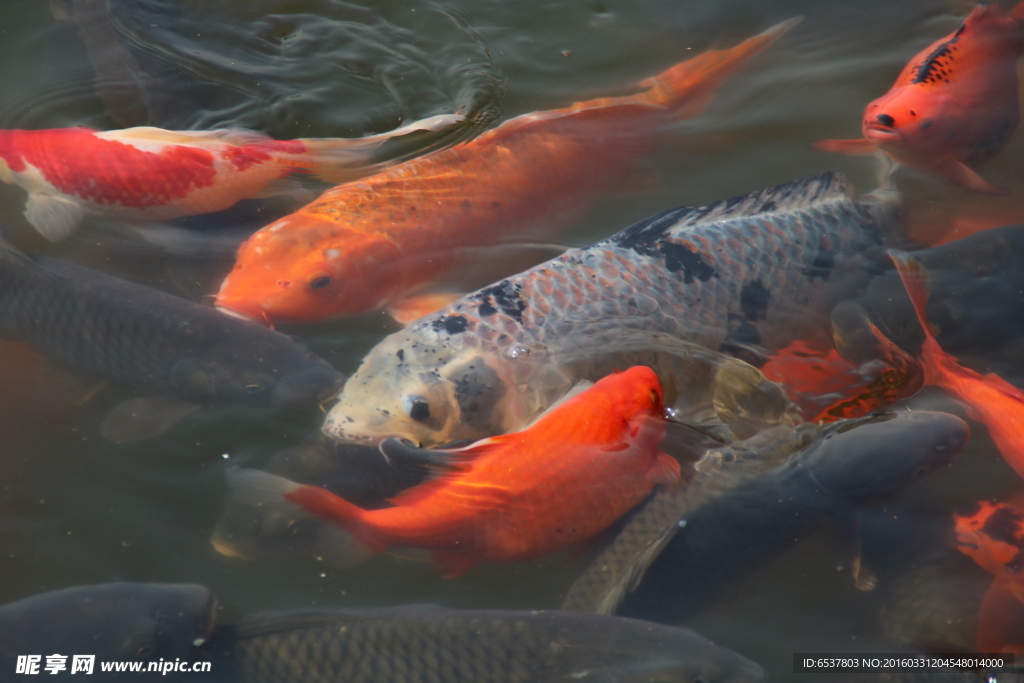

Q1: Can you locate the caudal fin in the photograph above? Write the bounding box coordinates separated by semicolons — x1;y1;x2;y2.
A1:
620;17;801;119
224;467;383;564
299;113;465;184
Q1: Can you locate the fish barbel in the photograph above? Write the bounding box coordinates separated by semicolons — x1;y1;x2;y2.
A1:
214;18;801;325
202;606;765;683
325;172;898;448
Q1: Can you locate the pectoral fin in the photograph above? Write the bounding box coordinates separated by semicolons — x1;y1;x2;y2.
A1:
646;452;682;485
386;293;466;325
24;193;87;242
931;157;1010;196
813;138;878;156
99;396;201;443
431;549;477;579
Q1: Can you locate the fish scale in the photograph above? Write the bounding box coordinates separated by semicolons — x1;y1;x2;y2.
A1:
0;242;342;410
202;607;765;683
326;172;898;448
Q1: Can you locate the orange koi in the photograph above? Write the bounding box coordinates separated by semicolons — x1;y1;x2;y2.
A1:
761;338;919;423
215;19;800;325
954;500;1024;653
227;366;680;578
889;249;1024;480
0;116;460;242
815;2;1024;195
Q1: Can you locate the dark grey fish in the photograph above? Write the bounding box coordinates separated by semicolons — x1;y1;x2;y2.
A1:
616;411;969;624
562;423;820;615
212;435;423;564
327;172;898;448
0;583;214;665
833;223;1024;370
0;240;342;440
201;606;765;683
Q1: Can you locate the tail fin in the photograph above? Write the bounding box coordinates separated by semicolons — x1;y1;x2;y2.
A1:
1011;0;1024;24
632;17;801;119
298;113;465;184
887;250;946;361
225;467;383;563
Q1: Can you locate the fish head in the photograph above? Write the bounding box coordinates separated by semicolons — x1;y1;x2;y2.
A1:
1;583;216;659
324;324;532;447
953;500;1024;580
861;87;968;159
169;327;343;408
799;410;968;501
216;215;403;324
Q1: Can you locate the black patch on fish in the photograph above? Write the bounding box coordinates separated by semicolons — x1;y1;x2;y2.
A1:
473;281;527;323
449;359;505;427
396;349;405;362
981;505;1024;548
802;239;836;282
614;217;718;283
433;315;469;335
957;500;984;520
911;31;961;85
740;280;770;321
721;314;766;366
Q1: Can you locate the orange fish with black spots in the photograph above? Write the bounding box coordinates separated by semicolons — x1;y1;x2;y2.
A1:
227;366;681;579
215;19;800;326
954;500;1024;653
889;249;1024;480
816;2;1024;195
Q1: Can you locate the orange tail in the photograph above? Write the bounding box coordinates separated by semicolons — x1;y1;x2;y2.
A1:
888;250;948;371
563;17;801;121
635;17;801;118
284;484;390;555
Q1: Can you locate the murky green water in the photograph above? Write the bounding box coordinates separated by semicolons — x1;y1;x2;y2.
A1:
2;0;1024;680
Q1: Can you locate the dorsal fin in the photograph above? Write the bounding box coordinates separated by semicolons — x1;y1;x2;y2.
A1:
611;172;852;249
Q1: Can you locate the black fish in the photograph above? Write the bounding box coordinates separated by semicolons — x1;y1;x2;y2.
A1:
0;240;343;441
201;606;765;683
0;583;214;665
617;411;969;623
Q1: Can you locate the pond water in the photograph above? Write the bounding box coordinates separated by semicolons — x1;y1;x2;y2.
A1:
2;0;1024;680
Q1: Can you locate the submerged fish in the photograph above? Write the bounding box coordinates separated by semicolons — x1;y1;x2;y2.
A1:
214;18;800;325
886;250;1024;481
325;172;897;448
816;2;1024;194
617;411;968;624
229;367;679;578
0;239;342;442
954;500;1024;654
562;422;819;615
0;582;215;662
202;606;765;683
0;116;461;242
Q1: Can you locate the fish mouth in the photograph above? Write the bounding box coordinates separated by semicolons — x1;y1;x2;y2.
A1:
863;124;904;142
216;302;274;327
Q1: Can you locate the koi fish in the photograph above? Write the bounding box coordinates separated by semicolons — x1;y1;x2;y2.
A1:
815;2;1024;195
888;249;1024;480
325;173;896;449
202;606;765;683
227;366;681;579
214;18;801;326
0;583;215;660
0;115;462;242
953;500;1024;653
565;411;967;620
0;238;342;442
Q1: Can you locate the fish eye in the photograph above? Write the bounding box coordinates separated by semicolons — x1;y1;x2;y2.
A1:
245;383;265;395
403;395;431;422
136;643;155;658
309;275;333;290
